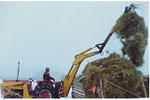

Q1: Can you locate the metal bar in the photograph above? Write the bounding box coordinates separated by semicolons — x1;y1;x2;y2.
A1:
99;32;113;53
105;79;141;98
140;75;147;97
16;61;20;81
99;76;104;98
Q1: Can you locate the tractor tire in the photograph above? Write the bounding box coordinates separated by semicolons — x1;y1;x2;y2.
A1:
54;82;63;98
33;82;55;98
3;94;21;98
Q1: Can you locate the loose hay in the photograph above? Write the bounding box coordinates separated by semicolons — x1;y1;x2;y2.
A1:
111;11;148;66
81;53;149;98
77;6;149;98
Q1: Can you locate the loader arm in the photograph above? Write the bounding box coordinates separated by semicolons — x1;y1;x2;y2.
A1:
62;32;114;97
62;48;99;96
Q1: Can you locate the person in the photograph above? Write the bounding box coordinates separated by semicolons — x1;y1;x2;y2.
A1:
43;67;55;82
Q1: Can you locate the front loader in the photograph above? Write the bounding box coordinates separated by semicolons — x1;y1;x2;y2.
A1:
0;32;113;98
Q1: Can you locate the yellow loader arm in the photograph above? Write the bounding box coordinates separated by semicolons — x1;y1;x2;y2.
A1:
62;47;99;96
62;32;113;96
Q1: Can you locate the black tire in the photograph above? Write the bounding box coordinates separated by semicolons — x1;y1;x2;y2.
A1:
33;82;55;98
54;82;63;98
3;94;21;98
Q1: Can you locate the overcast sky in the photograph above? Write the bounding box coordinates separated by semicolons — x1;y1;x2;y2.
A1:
0;1;149;81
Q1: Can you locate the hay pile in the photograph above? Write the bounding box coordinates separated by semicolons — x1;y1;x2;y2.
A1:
77;5;149;98
111;11;148;66
81;53;149;98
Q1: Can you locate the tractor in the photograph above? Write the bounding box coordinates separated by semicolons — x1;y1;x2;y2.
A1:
0;32;113;98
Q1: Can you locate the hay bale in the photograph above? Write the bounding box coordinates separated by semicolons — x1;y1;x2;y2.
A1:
111;11;148;66
81;53;149;98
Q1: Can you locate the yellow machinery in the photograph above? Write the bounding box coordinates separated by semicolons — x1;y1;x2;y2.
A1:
62;32;113;96
0;32;113;98
1;81;32;98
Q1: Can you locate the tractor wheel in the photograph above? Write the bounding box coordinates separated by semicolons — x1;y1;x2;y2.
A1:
33;82;55;98
3;94;21;98
54;82;63;98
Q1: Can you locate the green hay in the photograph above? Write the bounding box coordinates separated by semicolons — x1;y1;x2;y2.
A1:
81;53;149;98
76;7;149;98
111;11;148;66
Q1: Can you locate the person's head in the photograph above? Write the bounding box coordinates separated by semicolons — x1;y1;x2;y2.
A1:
45;67;49;72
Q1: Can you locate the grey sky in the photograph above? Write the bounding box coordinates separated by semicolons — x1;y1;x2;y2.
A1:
0;2;149;81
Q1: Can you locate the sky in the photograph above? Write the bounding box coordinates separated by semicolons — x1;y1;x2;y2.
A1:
0;1;149;81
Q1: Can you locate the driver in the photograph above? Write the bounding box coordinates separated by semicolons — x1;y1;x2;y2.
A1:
43;67;55;82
